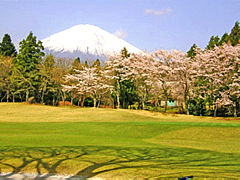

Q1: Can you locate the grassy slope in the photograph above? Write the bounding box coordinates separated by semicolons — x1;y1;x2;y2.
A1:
0;103;240;178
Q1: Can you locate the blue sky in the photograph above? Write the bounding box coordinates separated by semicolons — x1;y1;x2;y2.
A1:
0;0;239;52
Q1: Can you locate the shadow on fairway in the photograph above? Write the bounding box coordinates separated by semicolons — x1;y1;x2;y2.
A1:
0;146;240;178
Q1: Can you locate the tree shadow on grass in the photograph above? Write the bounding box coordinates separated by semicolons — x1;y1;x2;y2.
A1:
0;146;240;178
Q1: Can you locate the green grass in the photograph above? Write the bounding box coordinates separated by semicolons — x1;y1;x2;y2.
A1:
0;103;240;178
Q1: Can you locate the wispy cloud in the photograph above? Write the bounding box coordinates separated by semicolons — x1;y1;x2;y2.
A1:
144;8;173;16
114;28;128;39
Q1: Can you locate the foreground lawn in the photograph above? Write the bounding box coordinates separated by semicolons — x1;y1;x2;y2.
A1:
0;103;240;178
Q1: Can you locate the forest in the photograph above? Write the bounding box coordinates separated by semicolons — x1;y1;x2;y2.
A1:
0;21;240;117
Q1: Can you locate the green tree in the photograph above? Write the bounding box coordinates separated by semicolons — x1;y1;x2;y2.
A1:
219;33;229;46
206;36;220;50
229;21;240;46
121;47;130;59
92;59;101;68
84;60;88;68
0;55;12;102
13;32;45;102
71;57;82;70
0;34;17;57
44;54;55;72
187;44;199;59
38;54;56;104
115;47;137;109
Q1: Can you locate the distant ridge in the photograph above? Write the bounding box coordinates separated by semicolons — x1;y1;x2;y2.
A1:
42;24;141;62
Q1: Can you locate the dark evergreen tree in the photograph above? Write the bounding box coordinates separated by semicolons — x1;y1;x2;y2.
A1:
38;54;56;104
229;21;240;46
121;47;130;59
93;59;100;67
12;31;45;102
84;60;88;68
0;34;17;57
116;47;137;109
71;57;82;70
219;33;229;46
92;59;101;73
44;54;55;72
187;44;199;59
206;36;220;50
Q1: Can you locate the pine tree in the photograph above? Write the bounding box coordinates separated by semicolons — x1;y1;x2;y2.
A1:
229;21;240;46
187;44;199;59
92;59;101;73
121;47;130;59
219;33;229;46
13;31;45;102
71;57;82;71
0;34;17;57
44;54;55;72
93;59;100;67
84;60;88;68
206;36;220;50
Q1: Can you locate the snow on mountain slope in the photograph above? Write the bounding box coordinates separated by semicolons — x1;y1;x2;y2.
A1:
42;24;142;61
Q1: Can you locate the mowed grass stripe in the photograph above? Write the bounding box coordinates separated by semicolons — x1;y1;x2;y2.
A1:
1;121;240;152
1;103;240;123
0;103;157;122
0;122;182;147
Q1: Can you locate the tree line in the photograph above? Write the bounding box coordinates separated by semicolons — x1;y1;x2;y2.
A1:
0;21;240;117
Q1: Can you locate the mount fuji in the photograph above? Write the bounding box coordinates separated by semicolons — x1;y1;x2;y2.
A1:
42;24;142;62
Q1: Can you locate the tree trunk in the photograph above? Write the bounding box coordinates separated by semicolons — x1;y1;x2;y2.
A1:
80;95;86;107
7;90;9;102
164;89;168;113
13;94;15;103
71;97;73;106
116;80;121;109
137;101;141;110
26;89;29;102
41;91;44;104
178;104;182;114
234;102;237;117
126;101;129;109
123;99;125;109
53;96;55;106
1;93;6;102
81;100;84;107
93;97;97;108
19;94;23;102
142;100;145;110
142;87;148;110
155;99;159;108
184;97;189;115
214;103;218;117
97;95;101;108
164;100;167;113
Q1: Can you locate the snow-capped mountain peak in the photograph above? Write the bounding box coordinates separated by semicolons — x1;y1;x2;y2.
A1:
42;24;141;61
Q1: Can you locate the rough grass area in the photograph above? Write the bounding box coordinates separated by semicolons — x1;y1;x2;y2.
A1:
0;103;240;178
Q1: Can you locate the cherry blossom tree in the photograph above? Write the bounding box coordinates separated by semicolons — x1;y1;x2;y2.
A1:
63;67;112;108
192;43;240;116
168;50;193;114
123;52;156;109
105;52;130;109
151;49;176;112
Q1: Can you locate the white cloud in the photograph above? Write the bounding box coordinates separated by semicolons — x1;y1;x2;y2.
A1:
114;28;128;39
144;8;173;16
